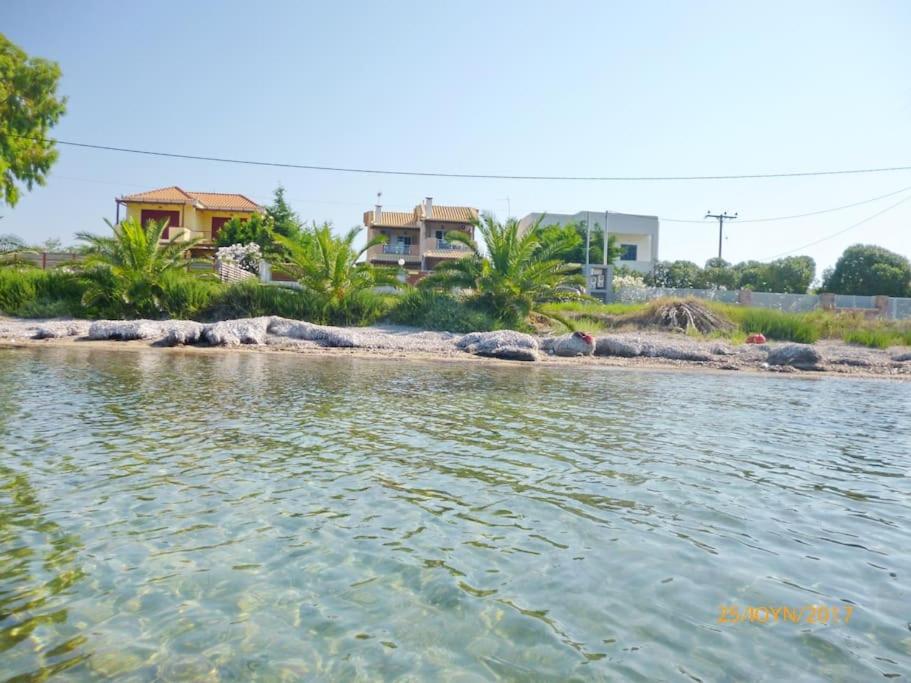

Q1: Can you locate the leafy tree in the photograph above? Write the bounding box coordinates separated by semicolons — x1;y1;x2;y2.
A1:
732;260;769;291
0;33;67;206
537;220;621;265
699;258;738;290
765;255;814;294
76;217;204;317
822;244;911;297
272;223;398;325
215;213;276;250
419;214;587;328
645;260;702;288
267;185;302;239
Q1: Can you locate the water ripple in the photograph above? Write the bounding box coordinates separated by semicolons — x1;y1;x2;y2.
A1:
0;347;909;680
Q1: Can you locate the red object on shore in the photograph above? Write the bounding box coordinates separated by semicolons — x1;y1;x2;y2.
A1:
746;333;767;344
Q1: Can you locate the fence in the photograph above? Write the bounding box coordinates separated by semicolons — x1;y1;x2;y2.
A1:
17;252;83;269
607;285;911;320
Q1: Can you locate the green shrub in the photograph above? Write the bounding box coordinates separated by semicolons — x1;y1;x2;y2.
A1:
196;280;316;322
843;329;894;349
0;268;87;317
0;268;38;312
160;273;225;319
386;289;497;332
736;308;819;343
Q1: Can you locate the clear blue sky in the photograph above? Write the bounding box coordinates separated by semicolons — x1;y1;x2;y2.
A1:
2;0;910;275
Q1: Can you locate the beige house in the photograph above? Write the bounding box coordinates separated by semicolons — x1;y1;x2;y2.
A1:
116;186;264;252
363;197;479;272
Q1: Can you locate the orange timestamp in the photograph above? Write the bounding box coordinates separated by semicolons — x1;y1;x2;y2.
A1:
718;604;855;625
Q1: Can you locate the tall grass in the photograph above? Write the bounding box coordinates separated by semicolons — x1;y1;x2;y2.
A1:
385;289;498;332
713;305;820;344
0;268;87;317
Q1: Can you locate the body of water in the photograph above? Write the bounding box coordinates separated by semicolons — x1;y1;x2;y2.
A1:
1;347;909;681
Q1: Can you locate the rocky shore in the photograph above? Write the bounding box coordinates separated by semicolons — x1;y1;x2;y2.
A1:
1;316;910;379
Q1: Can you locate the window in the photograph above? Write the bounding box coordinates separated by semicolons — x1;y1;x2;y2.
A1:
397;235;412;246
620;244;638;261
435;230;444;240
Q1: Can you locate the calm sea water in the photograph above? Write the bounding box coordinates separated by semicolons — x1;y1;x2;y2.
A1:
1;347;909;681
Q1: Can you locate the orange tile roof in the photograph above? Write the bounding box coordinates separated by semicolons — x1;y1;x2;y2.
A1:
119;186;262;212
365;203;478;227
187;191;261;212
423;205;479;222
119;186;194;203
365;210;418;228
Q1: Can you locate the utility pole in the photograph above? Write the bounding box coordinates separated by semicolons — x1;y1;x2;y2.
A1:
705;211;738;260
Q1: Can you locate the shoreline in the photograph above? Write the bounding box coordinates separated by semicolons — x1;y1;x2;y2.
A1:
2;316;909;381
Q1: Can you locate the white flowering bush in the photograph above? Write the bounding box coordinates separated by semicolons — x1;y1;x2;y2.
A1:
216;243;261;273
613;272;646;290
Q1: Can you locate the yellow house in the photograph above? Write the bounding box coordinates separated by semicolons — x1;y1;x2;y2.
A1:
115;186;264;250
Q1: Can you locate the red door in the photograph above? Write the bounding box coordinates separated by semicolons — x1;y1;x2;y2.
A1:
211;217;230;240
140;210;181;238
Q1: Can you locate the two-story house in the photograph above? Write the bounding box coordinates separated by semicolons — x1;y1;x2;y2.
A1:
116;186;264;251
517;210;660;274
363;197;479;272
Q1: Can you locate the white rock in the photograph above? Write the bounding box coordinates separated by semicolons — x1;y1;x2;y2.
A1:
32;320;91;339
88;320;164;341
551;332;595;357
456;330;538;361
203;317;271;346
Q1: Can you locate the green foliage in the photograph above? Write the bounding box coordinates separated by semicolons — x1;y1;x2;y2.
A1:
0;267;86;316
273;223;398;325
215;213;275;250
765;256;815;293
821;244;911;297
0;33;67;206
536;220;621;265
646;260;703;288
419;214;588;328
76;217;204;318
734;308;820;344
842;328;904;349
195;280;315;322
646;255;815;293
267;185;303;239
385;288;497;332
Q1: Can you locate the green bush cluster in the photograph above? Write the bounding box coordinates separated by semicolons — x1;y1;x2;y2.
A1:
0;268;86;317
386;289;497;332
0;267;396;327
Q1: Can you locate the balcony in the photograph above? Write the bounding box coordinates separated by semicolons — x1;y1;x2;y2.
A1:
383;244;413;255
159;227;207;243
435;239;468;250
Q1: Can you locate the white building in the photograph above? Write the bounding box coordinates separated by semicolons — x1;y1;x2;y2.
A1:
517;210;660;274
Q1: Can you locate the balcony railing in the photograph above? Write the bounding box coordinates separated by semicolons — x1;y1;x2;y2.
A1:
435;239;468;250
382;244;413;255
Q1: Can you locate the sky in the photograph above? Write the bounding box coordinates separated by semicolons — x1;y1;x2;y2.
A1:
2;0;910;276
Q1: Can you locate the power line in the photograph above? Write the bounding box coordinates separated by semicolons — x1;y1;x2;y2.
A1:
765;194;911;260
14;134;911;182
662;184;911;224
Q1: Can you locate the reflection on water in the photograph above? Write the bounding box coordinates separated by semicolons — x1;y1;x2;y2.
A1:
0;347;910;680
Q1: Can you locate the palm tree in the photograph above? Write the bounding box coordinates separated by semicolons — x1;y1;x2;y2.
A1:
76;217;204;317
273;223;400;325
420;214;588;328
